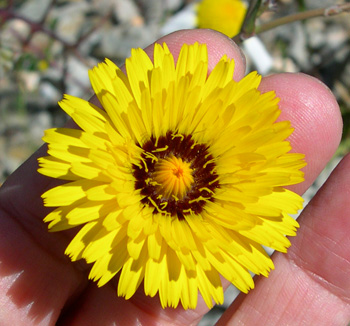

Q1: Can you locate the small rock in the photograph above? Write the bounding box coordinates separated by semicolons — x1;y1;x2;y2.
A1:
18;71;41;92
39;81;62;104
29;111;52;143
114;0;142;24
160;3;196;36
65;55;91;98
288;22;309;70
18;0;52;22
50;2;90;44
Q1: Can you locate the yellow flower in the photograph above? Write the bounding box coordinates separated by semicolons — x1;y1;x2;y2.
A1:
38;43;306;309
38;59;49;71
197;0;246;38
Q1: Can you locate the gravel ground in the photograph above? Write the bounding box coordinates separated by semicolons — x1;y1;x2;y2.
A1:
1;0;350;324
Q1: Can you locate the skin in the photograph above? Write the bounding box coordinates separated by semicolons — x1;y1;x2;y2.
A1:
0;29;348;326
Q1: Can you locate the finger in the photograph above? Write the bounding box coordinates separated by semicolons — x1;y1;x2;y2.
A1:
217;154;350;326
0;209;85;326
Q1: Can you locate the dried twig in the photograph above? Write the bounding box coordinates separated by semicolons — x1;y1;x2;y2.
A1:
233;3;350;44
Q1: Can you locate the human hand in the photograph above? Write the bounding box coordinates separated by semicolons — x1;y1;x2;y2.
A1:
0;29;348;326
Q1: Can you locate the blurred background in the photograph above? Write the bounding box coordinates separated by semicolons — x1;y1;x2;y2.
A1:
0;0;349;324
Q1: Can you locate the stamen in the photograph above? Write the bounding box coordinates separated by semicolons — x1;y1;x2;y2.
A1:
152;145;169;153
144;152;158;162
199;187;214;194
132;131;220;219
172;133;184;141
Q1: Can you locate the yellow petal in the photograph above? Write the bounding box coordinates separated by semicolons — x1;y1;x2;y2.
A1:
42;179;90;207
38;156;77;181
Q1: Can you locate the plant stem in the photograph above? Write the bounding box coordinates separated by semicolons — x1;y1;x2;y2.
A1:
240;0;262;36
258;3;350;33
234;3;350;43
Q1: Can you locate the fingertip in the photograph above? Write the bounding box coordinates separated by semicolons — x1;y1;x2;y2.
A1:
144;29;246;81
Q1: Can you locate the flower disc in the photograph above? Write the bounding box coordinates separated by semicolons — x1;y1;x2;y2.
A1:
133;132;219;219
39;42;306;309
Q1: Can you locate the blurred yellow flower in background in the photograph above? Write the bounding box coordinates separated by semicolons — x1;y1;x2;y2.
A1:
38;59;49;71
197;0;246;38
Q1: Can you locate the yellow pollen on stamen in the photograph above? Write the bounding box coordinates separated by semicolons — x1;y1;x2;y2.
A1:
153;155;194;200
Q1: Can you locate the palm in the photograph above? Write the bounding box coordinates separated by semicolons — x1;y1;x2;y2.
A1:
0;30;349;326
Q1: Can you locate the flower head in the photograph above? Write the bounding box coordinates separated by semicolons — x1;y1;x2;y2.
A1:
197;0;246;38
39;42;306;309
